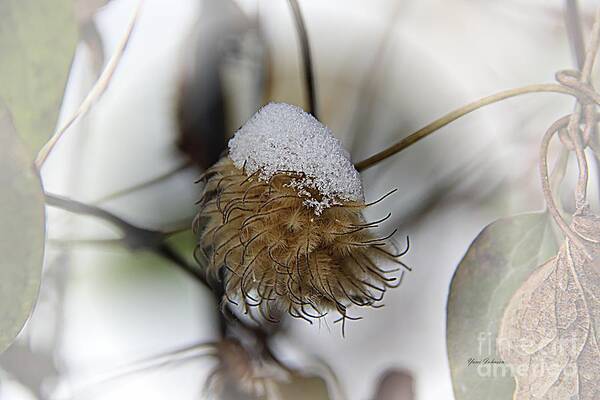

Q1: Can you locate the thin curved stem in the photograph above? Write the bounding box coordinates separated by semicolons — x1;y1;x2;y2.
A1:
539;115;591;258
549;146;569;214
287;0;318;118
565;6;600;208
34;0;144;169
65;342;217;398
94;161;192;204
568;109;591;207
354;83;593;171
348;4;402;154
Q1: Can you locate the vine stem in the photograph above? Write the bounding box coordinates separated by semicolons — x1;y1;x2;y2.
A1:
565;6;600;208
539;115;591;259
34;0;144;170
354;83;595;171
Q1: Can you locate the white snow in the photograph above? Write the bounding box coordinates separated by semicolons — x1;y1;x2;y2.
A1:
228;103;363;214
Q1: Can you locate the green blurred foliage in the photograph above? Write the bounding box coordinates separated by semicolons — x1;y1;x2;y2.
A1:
274;375;332;400
0;104;45;353
167;229;198;266
446;212;558;400
0;0;77;153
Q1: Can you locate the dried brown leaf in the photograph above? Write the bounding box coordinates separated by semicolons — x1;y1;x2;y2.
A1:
498;209;600;399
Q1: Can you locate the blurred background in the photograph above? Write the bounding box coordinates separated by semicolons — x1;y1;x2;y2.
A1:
1;0;599;399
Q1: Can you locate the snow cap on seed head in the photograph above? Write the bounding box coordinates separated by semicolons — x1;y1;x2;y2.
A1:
228;102;364;214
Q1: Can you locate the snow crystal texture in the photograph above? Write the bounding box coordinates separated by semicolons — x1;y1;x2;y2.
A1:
228;103;363;214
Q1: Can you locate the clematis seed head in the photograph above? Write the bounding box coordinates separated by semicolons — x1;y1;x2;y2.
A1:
194;103;408;327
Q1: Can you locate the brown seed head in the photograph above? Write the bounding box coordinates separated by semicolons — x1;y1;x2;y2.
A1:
194;157;408;327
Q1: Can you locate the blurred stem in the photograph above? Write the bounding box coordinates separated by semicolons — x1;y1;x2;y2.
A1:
44;193;213;289
564;0;586;69
93;161;192;204
34;0;144;169
287;0;318;118
65;341;217;398
355;83;596;171
348;3;402;155
44;193;275;337
48;237;124;247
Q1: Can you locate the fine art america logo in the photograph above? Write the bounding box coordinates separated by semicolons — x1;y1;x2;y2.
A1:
468;331;581;378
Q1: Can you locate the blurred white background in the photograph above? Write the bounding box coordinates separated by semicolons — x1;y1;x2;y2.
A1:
2;0;599;399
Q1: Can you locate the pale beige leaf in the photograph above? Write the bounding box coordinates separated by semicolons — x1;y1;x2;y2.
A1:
498;210;600;400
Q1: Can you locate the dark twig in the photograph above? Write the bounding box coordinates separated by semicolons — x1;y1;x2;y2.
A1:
44;193;211;287
287;0;318;118
44;193;274;337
